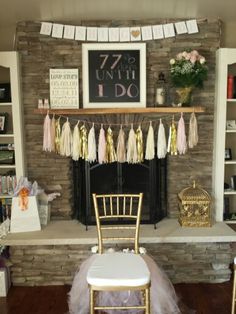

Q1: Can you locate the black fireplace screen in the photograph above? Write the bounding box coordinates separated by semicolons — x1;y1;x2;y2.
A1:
73;158;167;227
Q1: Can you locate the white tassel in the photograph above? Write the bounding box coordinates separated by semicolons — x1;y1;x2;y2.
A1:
188;112;199;148
117;126;126;163
87;123;97;163
157;119;167;159
177;113;187;155
127;124;138;164
145;121;155;160
167;125;171;153
98;125;106;164
60;118;72;157
72;121;81;161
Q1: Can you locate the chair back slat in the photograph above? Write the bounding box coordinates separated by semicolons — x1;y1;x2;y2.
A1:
92;193;143;254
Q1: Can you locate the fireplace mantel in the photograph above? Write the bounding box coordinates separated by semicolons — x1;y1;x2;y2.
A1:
34;106;205;115
1;219;235;246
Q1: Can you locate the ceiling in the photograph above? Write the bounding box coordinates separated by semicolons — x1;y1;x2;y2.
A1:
0;0;235;27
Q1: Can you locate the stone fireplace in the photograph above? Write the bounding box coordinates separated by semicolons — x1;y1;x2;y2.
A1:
16;19;220;220
73;157;167;227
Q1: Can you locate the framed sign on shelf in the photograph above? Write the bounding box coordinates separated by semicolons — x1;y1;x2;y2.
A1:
50;68;79;109
82;43;146;108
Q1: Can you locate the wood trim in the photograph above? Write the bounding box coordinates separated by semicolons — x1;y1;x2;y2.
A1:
34;106;205;115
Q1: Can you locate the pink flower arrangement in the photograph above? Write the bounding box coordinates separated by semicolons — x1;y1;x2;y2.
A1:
170;50;207;88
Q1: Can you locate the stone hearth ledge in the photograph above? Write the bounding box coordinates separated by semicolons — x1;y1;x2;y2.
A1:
1;219;235;246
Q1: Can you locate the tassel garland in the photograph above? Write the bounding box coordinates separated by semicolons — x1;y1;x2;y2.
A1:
127;124;138;164
98;125;106;164
87;123;97;162
177;113;187;155
136;125;144;163
60;118;72;157
42;112;199;162
43;113;52;152
50;115;56;152
72;121;81;161
55;117;61;154
157;119;167;159
116;126;126;163
188;112;198;148
145;122;155;160
106;127;117;163
80;124;88;160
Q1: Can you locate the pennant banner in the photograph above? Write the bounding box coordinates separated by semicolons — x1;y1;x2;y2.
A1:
40;19;199;42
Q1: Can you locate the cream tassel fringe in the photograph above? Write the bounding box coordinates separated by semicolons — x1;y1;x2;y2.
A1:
116;126;126;163
87;123;97;163
188;112;198;148
157;119;167;159
177;113;187;155
98;125;106;164
60;118;72;157
55;117;61;154
145;121;155;160
127;124;138;164
43;113;51;152
72;121;81;161
50;115;55;152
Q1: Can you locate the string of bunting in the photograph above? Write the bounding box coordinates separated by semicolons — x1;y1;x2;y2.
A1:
40;19;199;42
43;112;198;163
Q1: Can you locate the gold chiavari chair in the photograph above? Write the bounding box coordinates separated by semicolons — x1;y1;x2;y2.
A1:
232;258;236;314
87;193;151;313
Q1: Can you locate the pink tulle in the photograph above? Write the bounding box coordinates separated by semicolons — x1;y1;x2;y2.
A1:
177;113;187;155
68;254;183;314
98;126;106;164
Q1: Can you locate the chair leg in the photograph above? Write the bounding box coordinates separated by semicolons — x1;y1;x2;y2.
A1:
232;270;236;314
90;287;95;314
145;287;150;314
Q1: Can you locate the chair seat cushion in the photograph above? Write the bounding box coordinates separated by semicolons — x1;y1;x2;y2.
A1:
87;252;150;287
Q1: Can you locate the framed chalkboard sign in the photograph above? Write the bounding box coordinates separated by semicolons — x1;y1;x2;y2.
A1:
82;43;146;108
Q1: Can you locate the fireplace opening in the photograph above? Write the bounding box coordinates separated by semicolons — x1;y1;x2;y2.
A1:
73;158;167;228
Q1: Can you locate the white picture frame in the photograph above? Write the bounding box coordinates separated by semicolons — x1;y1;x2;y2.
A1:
50;68;79;109
82;43;146;108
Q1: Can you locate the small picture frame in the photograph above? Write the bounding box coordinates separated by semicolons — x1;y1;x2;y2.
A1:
225;148;232;161
0;113;7;134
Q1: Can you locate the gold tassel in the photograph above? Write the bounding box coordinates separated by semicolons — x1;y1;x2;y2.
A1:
80;124;88;160
136;125;144;163
170;118;177;155
55;117;61;154
106;127;117;163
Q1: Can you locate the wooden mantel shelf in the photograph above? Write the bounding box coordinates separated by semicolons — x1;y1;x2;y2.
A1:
34;106;205;115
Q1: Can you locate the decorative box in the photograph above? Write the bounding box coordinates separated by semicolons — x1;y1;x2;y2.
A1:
38;204;51;226
178;181;212;227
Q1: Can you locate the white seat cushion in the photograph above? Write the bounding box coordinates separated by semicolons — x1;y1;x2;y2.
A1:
87;252;150;287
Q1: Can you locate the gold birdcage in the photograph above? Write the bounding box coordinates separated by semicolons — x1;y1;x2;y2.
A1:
178;181;212;227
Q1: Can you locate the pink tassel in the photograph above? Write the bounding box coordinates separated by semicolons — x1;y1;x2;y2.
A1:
177;113;187;155
116;126;126;163
50;115;56;152
43;113;51;152
98;125;106;164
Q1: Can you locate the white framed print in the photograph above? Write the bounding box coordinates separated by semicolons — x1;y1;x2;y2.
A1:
82;43;146;108
50;68;79;109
